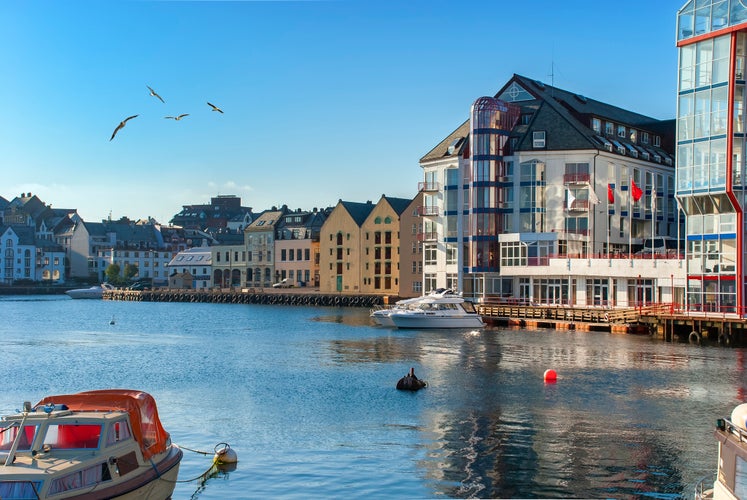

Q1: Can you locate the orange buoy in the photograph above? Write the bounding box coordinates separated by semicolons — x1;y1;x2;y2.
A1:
543;369;557;383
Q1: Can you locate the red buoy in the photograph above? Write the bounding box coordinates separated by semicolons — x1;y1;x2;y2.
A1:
544;369;557;383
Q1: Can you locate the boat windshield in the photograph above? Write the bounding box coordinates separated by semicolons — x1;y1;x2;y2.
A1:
0;481;44;500
462;302;477;313
0;424;37;452
43;424;102;450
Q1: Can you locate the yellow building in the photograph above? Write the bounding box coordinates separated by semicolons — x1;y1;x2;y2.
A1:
320;195;420;296
319;200;374;293
359;195;417;296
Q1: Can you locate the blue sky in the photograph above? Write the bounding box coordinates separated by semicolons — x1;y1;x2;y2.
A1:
1;0;683;224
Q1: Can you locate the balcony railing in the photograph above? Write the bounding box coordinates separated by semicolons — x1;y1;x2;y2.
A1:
566;200;589;211
416;232;439;241
418;206;440;216
564;173;590;184
418;181;440;192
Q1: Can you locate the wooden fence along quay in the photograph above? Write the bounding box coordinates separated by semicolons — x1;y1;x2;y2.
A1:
103;289;747;347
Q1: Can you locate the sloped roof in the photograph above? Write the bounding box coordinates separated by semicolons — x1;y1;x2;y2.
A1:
382;195;414;216
339;200;375;227
421;73;674;165
246;209;285;231
420;120;469;163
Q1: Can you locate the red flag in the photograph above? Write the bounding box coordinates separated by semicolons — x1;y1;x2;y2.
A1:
631;180;643;202
607;184;614;204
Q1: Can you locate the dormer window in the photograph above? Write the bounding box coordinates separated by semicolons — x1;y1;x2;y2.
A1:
592;118;601;133
617;125;626;138
629;129;637;143
605;122;614;135
641;132;650;144
654;136;661;147
532;131;546;148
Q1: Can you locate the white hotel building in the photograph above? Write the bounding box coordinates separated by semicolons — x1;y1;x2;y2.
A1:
419;74;684;307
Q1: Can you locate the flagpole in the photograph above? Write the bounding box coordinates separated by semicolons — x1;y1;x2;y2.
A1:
628;178;632;258
606;184;610;260
651;182;655;256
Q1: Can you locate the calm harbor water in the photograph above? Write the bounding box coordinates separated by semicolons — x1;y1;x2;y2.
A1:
0;295;742;499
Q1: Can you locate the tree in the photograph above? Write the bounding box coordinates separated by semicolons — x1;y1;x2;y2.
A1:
104;264;122;285
124;263;139;281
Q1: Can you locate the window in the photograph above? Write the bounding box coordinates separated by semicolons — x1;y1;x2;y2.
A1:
592;118;601;133
617;125;626;138
424;244;437;265
532;131;546;148
605;122;614;135
654;136;661;147
641;131;649;144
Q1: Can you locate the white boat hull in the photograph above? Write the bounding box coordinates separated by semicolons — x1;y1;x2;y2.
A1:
389;312;485;329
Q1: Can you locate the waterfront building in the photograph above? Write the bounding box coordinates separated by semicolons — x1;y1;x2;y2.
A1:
399;192;425;298
170;194;254;232
319;200;375;293
319;195;421;297
357;195;411;296
165;247;212;290
0;193;71;284
420;74;681;306
0;225;65;284
245;207;286;287
675;1;747;315
211;229;246;288
275;208;329;287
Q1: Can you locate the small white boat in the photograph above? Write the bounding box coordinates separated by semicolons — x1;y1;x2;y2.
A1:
385;289;485;329
65;283;114;299
0;389;182;499
695;403;747;500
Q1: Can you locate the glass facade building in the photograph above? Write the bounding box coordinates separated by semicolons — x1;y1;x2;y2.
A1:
466;97;520;277
677;0;747;314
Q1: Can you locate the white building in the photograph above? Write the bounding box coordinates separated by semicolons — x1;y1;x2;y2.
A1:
166;247;213;290
419;74;683;307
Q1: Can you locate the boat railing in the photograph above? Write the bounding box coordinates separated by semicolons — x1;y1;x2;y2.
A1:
694;473;715;500
720;417;747;443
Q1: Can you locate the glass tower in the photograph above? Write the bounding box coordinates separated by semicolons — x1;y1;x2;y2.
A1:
677;0;747;314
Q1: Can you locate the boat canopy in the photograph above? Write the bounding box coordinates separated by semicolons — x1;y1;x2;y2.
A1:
35;389;170;461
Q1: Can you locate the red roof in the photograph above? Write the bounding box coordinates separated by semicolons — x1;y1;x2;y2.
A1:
36;389;170;461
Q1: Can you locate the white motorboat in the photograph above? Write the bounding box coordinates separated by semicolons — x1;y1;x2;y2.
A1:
65;283;114;299
385;289;485;329
370;294;431;326
695;403;747;500
0;389;182;499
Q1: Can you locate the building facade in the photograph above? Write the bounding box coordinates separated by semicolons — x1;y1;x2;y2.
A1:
420;74;681;306
676;0;746;314
319;200;374;293
245;208;286;288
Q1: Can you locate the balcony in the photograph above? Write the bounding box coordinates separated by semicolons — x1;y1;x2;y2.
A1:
417;205;440;217
564;173;590;184
418;181;440;192
566;200;589;212
416;231;439;242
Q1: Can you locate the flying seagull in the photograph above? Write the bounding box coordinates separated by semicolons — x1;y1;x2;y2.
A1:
110;115;138;141
165;114;189;121
147;85;165;103
207;102;223;113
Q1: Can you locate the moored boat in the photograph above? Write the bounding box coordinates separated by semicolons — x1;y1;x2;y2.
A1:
695;403;747;500
0;389;182;499
387;289;485;329
65;283;115;299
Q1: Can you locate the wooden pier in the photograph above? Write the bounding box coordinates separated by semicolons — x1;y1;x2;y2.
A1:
102;289;747;346
104;288;385;308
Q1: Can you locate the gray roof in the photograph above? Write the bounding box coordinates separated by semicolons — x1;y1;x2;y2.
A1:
421;73;674;164
381;195;414;216
339;200;375;227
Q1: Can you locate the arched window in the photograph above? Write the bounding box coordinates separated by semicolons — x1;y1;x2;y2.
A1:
336;233;343;245
384;216;392;224
374;216;382;224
